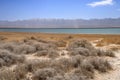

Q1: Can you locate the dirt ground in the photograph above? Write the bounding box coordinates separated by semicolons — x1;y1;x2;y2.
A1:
0;32;120;80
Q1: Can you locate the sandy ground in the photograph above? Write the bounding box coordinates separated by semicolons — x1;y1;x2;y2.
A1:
25;45;120;80
94;50;120;80
0;32;120;80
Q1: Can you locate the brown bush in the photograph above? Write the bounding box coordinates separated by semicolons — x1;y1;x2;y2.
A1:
13;64;28;79
0;39;114;80
0;42;17;52
70;55;84;68
35;50;48;56
14;44;36;54
69;47;114;57
25;59;51;72
34;49;59;58
104;50;115;57
0;64;28;80
33;42;57;51
67;39;94;51
0;36;7;40
70;68;93;79
37;38;49;43
32;68;57;80
47;75;65;80
65;35;73;40
49;58;71;72
0;49;25;67
96;49;115;57
80;60;94;73
55;40;67;47
69;47;91;56
48;49;59;59
30;36;37;40
64;73;88;80
0;42;37;54
0;69;16;80
50;56;83;73
87;57;112;72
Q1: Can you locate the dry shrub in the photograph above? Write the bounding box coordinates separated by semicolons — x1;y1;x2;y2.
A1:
105;50;115;57
70;55;84;68
33;42;57;51
30;36;37;40
35;49;59;58
64;73;88;80
23;36;38;42
14;44;36;54
0;36;7;40
69;47;98;57
0;64;28;80
72;68;93;79
29;42;46;51
24;39;38;45
45;43;58;50
69;47;114;57
56;58;74;72
108;46;120;51
55;40;67;47
32;68;57;80
49;58;72;73
0;39;114;80
47;75;65;80
0;42;37;54
0;69;16;80
80;60;94;73
35;50;48;56
0;58;5;67
67;39;94;50
37;38;49;43
66;59;95;79
25;59;51;72
0;49;25;67
50;55;83;73
96;42;105;47
13;64;28;80
69;47;91;56
96;49;115;57
87;57;112;72
47;49;59;59
65;35;73;40
0;42;17;52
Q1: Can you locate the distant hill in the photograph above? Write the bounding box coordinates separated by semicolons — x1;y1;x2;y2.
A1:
0;18;120;28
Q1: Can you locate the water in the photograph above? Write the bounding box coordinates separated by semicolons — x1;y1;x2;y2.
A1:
0;28;120;34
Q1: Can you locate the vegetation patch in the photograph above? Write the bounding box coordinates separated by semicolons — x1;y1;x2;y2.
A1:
0;38;115;80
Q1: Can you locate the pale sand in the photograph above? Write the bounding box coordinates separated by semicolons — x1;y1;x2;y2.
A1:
26;45;120;80
0;32;120;80
94;50;120;80
22;44;120;80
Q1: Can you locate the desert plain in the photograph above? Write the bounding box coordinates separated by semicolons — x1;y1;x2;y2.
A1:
0;32;120;80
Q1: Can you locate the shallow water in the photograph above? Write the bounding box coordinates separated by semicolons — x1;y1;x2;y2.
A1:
0;28;120;34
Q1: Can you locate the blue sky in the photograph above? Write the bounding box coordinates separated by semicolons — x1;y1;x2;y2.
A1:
0;0;120;20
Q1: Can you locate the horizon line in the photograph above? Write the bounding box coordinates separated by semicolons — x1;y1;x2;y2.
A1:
0;17;120;21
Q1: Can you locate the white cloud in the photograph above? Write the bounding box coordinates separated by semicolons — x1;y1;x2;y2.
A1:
87;0;113;7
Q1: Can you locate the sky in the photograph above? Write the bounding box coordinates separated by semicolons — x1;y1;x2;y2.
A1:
0;0;120;21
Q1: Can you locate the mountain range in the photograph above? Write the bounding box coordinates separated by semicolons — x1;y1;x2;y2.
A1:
0;18;120;28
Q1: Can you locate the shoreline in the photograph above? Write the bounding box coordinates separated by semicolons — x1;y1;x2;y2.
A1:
0;31;120;35
0;32;120;47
